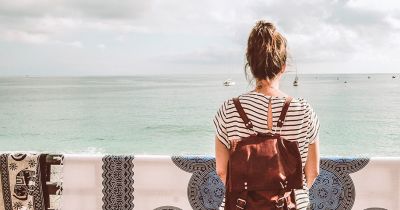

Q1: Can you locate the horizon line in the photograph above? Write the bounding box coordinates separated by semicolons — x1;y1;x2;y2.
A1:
1;72;400;78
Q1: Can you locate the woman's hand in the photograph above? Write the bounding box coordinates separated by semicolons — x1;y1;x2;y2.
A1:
215;136;230;186
304;139;320;189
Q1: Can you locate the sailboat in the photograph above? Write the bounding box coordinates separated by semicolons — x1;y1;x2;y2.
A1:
293;65;299;86
223;57;235;86
293;75;298;86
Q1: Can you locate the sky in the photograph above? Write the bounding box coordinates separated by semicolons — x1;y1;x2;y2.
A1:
1;0;400;76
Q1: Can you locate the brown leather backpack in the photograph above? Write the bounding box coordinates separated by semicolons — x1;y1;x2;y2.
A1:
224;96;303;210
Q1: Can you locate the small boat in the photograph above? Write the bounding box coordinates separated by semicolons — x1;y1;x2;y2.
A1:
392;75;396;79
293;75;298;86
368;76;371;79
223;79;235;86
293;65;299;86
344;81;348;83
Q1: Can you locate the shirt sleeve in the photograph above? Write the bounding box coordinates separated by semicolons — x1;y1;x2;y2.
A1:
304;101;320;145
213;101;231;149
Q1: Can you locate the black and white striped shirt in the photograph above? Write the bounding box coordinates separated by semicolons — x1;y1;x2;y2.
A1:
213;91;320;210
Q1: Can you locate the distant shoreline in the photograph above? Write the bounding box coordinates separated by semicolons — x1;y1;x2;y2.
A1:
0;72;399;78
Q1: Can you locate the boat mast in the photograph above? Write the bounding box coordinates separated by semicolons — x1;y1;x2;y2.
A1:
293;60;299;86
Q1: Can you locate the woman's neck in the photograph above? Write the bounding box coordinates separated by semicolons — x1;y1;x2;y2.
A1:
254;78;288;97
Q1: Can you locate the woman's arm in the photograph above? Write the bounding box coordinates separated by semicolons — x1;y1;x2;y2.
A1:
215;136;230;186
304;139;320;189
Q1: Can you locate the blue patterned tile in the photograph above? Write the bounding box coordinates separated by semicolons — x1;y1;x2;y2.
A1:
172;156;224;210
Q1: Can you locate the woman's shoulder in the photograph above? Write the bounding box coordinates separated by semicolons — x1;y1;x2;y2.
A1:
237;91;309;105
217;91;316;113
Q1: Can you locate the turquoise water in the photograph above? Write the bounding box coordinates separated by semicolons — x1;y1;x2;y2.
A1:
0;74;399;156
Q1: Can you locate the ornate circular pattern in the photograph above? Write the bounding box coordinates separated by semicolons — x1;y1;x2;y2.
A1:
171;155;215;174
172;156;224;210
309;169;343;209
172;156;372;210
309;158;370;210
199;171;225;209
323;158;370;173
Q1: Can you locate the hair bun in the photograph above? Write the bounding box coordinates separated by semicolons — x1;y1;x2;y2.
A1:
256;20;276;32
245;20;287;82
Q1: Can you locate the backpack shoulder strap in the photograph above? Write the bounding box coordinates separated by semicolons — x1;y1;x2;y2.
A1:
232;97;253;129
277;96;293;127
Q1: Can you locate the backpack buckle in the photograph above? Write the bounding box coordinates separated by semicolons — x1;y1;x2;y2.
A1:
275;196;286;208
236;198;247;209
245;121;252;127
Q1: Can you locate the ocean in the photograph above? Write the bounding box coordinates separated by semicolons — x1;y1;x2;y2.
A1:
0;73;399;157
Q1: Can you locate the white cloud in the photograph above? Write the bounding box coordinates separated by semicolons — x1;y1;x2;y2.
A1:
0;0;151;19
115;35;126;42
0;29;49;44
0;0;152;45
97;43;106;49
67;41;83;48
0;0;400;75
348;0;400;12
385;15;400;30
158;46;241;65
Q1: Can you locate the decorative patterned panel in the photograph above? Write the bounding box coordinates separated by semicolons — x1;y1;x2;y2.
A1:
102;155;135;210
171;156;225;210
309;158;370;210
